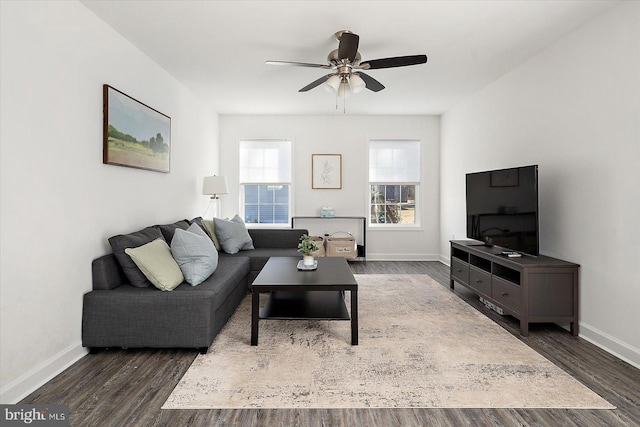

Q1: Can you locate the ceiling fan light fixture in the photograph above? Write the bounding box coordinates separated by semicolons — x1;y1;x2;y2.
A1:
324;75;341;93
338;80;352;98
349;74;366;94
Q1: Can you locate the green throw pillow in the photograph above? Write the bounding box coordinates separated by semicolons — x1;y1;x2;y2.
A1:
125;239;184;291
201;219;222;250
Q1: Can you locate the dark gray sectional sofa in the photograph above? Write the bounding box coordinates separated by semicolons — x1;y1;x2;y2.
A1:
82;222;307;354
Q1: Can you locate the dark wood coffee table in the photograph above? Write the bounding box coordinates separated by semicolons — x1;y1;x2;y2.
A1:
251;257;358;346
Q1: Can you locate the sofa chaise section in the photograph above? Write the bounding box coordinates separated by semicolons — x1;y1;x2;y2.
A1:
82;254;249;353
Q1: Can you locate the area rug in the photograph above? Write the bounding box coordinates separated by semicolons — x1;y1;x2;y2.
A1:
162;274;614;409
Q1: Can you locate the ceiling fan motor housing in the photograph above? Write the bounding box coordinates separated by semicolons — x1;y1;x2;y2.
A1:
327;49;361;67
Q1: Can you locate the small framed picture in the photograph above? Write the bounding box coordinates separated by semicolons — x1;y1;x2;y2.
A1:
312;154;342;189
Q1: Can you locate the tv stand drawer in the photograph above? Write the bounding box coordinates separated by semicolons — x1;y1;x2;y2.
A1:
451;258;469;285
492;277;521;314
469;267;491;296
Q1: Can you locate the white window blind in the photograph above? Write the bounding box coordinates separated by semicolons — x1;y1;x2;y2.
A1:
239;140;291;183
369;139;420;183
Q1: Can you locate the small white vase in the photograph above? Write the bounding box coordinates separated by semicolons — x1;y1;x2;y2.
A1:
303;255;315;266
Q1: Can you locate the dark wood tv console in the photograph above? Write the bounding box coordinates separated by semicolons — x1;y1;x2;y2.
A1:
450;240;579;336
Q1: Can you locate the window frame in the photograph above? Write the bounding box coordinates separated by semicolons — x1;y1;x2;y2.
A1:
369;183;420;227
238;139;293;227
368;139;421;229
240;183;291;227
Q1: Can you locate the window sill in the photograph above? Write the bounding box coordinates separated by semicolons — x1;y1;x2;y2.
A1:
245;223;291;229
368;225;423;231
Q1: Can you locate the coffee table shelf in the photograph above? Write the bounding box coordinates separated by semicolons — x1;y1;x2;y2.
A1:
260;291;350;320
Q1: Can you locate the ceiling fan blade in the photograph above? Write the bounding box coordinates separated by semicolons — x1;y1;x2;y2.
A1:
266;60;331;69
299;73;335;92
338;32;359;61
358;72;385;92
360;55;427;70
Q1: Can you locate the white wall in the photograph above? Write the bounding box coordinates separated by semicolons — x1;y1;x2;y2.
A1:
440;2;640;367
219;115;441;260
0;1;220;402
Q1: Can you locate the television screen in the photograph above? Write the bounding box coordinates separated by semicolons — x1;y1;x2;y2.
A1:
466;165;539;256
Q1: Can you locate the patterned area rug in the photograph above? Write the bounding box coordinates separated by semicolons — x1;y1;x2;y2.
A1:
163;274;614;409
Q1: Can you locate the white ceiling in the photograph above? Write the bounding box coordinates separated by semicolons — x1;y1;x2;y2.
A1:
81;0;618;115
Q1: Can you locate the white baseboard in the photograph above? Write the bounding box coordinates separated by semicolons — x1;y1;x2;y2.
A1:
0;341;87;404
579;322;640;369
364;253;441;261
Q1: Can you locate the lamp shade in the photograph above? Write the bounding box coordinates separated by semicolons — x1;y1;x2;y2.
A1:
324;75;342;93
349;74;366;94
202;175;228;196
338;81;352;98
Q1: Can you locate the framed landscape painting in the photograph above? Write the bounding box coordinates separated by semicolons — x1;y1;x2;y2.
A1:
103;85;171;173
312;154;342;189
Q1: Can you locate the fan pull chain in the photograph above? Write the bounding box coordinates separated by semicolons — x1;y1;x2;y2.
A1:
335;87;346;114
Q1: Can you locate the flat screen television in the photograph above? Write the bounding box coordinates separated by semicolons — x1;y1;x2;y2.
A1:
466;165;539;256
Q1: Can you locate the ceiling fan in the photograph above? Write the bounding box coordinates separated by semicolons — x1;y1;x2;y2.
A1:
266;30;427;97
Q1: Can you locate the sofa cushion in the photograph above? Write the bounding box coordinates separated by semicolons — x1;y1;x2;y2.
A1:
189;216;204;227
191;256;250;303
171;224;219;286
220;248;301;272
214;215;254;254
92;254;127;291
189;217;207;235
156;219;190;244
248;228;309;249
125;239;184;291
108;226;165;287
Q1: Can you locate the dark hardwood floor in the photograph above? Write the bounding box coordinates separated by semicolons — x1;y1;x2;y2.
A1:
22;261;639;426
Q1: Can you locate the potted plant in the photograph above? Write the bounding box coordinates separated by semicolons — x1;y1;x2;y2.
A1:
298;234;319;266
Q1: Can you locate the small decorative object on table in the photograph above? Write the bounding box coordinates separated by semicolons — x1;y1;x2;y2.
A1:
298;234;319;269
297;259;318;270
320;207;336;218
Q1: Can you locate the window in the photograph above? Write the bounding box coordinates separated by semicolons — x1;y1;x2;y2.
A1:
369;140;420;226
239;140;292;225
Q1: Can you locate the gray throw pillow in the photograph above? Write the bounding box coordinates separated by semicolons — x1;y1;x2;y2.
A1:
156;219;190;244
108;226;165;287
214;215;254;254
171;224;219;286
